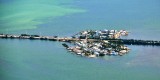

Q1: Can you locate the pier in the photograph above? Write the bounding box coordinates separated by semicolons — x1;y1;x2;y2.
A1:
0;34;160;46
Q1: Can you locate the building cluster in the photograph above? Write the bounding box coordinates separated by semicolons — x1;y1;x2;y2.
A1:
62;29;130;58
72;29;128;39
63;40;130;58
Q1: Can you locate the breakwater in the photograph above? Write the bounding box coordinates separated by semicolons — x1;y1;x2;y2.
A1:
105;39;160;46
120;39;160;46
0;34;160;46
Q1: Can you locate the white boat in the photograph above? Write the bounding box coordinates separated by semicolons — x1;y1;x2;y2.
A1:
88;55;96;58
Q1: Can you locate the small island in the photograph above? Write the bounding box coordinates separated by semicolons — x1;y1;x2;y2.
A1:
0;29;160;58
62;29;130;57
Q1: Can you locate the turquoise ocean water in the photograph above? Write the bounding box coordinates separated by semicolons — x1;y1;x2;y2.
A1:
0;0;160;80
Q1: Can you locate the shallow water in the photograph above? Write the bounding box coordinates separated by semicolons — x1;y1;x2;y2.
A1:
0;0;85;32
0;0;160;80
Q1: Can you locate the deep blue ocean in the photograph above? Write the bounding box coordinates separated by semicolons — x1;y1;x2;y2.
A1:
0;0;160;80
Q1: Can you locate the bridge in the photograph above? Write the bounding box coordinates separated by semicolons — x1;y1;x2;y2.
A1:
0;34;160;46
